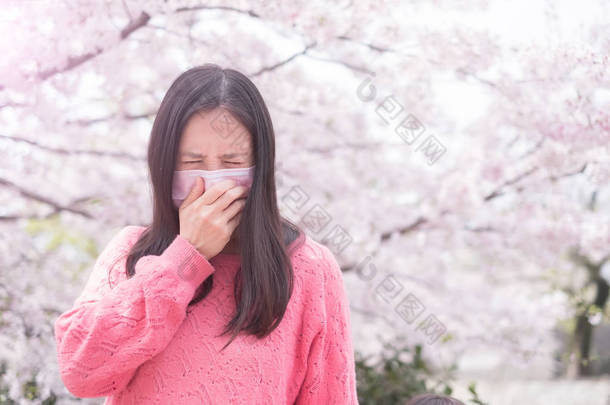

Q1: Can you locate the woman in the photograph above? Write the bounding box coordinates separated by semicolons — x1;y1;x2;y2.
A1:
54;64;359;404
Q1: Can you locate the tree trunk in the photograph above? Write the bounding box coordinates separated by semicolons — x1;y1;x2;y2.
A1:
566;276;609;378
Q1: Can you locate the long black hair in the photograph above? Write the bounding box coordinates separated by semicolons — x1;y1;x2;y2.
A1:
124;63;304;351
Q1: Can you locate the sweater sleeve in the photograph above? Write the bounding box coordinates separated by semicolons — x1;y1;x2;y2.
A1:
295;246;359;405
54;226;215;398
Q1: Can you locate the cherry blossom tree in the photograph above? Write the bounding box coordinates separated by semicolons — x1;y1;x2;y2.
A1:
1;0;608;402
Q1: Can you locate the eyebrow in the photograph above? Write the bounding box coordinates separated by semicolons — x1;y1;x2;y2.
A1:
180;151;248;159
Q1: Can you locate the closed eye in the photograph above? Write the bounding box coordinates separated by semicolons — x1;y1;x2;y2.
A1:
183;161;242;165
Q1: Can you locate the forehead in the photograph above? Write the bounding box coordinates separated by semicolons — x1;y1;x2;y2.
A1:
179;108;252;153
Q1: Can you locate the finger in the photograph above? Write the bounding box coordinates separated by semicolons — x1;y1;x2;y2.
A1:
222;198;246;222
200;179;237;206
180;176;204;210
214;185;249;212
226;211;243;233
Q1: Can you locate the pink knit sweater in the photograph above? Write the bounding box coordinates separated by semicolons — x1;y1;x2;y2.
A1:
54;225;359;404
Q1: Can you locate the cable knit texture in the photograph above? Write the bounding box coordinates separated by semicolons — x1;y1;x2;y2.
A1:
54;225;359;404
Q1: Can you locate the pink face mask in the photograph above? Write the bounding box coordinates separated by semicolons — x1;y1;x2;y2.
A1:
172;165;255;209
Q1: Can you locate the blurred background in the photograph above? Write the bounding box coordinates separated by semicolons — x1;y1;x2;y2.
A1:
1;0;609;404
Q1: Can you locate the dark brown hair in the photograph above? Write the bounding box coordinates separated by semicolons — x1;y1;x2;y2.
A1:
124;63;304;351
405;394;466;405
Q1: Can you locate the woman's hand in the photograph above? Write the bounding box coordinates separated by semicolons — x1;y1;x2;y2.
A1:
178;177;248;259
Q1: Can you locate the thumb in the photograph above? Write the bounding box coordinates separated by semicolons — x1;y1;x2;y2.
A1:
180;176;204;209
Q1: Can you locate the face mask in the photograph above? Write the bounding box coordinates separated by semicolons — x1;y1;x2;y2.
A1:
172;165;255;209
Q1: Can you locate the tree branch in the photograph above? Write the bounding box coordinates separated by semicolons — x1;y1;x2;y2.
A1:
63;111;156;126
380;216;428;241
302;141;389;155
303;54;373;75
174;5;260;18
0;177;94;219
336;35;399;53
0;134;145;160
250;41;318;77
0;11;151;91
484;166;539;201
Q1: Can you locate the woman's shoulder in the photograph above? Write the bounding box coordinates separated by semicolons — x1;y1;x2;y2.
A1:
120;224;147;236
291;233;329;262
97;225;147;287
107;225;147;249
289;234;348;329
97;225;147;265
289;233;343;285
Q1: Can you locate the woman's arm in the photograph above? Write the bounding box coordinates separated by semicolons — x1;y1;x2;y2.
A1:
295;246;359;405
54;226;214;398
